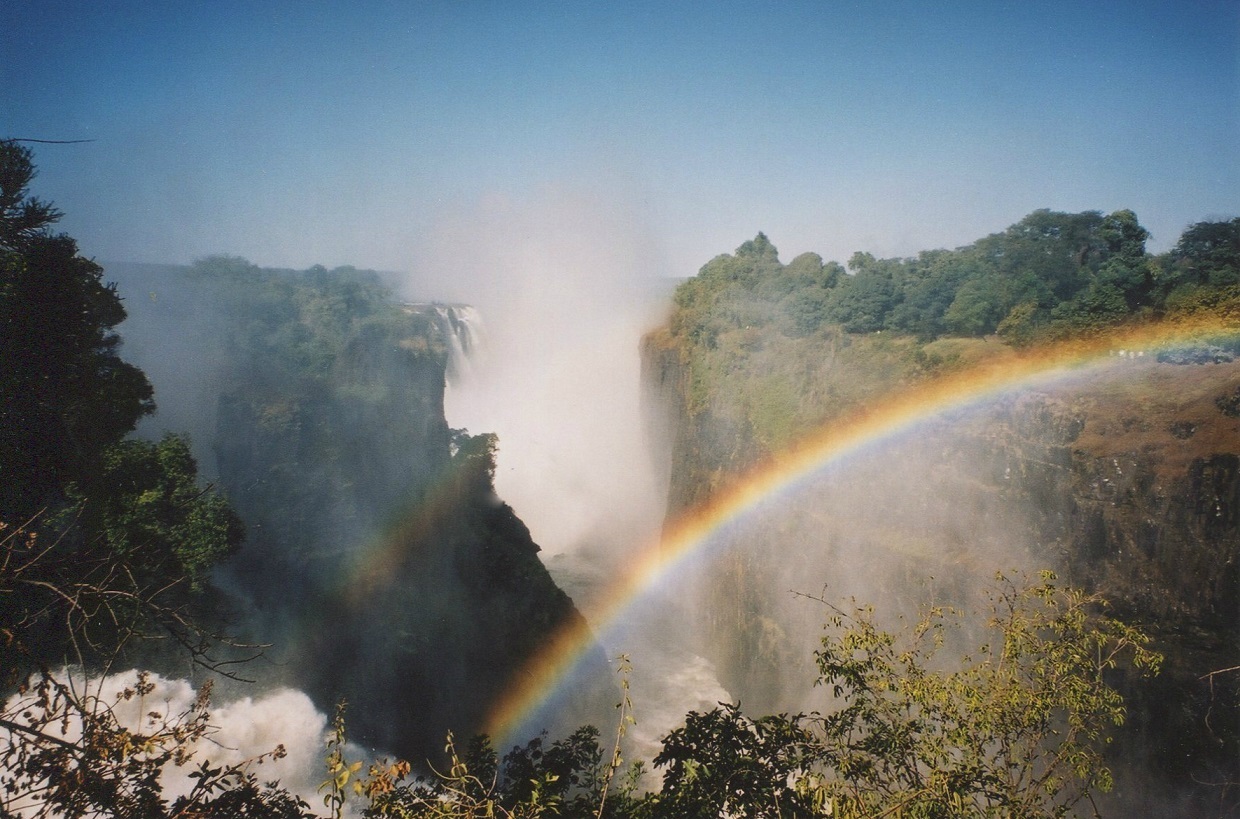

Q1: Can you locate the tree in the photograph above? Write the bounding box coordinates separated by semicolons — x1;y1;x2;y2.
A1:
649;704;821;818
1169;218;1240;289
1094;209;1153;310
943;275;1009;336
647;573;1161;819
2;442;244;680
450;428;500;493
0;140;61;248
826;257;899;333
887;250;978;339
0;139;154;520
996;300;1043;347
978;210;1105;302
73;434;244;590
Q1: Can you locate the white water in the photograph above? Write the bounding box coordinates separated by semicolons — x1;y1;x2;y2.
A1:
400;302;487;385
437;303;486;384
1;669;346;814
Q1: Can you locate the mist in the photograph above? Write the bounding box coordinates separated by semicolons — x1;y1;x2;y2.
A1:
681;401;1051;714
408;185;675;559
1;669;337;813
399;187;763;760
96;180;711;765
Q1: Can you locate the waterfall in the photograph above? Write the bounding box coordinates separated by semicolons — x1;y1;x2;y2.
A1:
402;302;486;385
440;304;485;384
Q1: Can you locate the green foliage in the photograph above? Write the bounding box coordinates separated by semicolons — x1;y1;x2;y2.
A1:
0;141;154;520
670;234;838;354
943;274;1012;337
451;429;500;490
357;723;641;818
187;255;441;388
1164;282;1240;326
808;573;1161;818
1168;218;1240;289
658;209;1240;474
321;702;365;817
70;434;244;589
647;704;820;818
0;146;240;675
825;255;897;333
668;208;1180;363
0;140;62;248
646;573;1161;819
995;300;1043;347
1044;281;1130;337
886;249;978;339
328;657;643;819
670;234;927;448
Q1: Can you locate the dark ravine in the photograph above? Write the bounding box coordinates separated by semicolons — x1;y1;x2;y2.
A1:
109;260;610;764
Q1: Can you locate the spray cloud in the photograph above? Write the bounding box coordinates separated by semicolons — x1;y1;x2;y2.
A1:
409;183;674;560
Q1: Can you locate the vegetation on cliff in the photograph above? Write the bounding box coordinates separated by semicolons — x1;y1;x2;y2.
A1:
2;140;1226;816
0;142;591;812
647;214;1240;814
656;211;1240;456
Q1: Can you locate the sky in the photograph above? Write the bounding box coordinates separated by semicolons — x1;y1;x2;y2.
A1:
2;0;1238;284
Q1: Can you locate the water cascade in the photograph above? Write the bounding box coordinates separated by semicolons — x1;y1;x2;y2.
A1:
402;302;486;385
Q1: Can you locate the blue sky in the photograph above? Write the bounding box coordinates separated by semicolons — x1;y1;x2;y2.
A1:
3;1;1237;285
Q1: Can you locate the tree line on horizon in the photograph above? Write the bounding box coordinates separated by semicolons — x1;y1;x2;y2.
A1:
672;209;1240;347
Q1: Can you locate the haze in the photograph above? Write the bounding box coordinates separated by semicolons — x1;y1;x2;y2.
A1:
3;1;1236;278
3;4;1239;805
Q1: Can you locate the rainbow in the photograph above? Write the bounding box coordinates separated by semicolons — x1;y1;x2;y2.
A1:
483;316;1239;744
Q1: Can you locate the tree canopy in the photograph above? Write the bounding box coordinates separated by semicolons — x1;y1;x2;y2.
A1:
0;142;242;674
0;141;155;520
668;209;1240;351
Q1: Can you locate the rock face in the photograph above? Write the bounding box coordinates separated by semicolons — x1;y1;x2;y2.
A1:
641;328;763;516
644;331;1240;813
982;362;1240;630
976;364;1240;812
110;261;605;764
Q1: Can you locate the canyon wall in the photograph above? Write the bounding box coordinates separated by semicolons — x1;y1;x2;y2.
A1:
644;325;1240;812
110;260;609;763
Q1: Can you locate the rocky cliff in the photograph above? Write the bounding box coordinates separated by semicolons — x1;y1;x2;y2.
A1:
978;361;1240;811
644;318;1240;814
110;260;608;763
982;359;1240;628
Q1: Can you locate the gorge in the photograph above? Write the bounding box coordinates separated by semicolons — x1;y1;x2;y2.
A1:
8;212;1238;816
104;258;616;764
